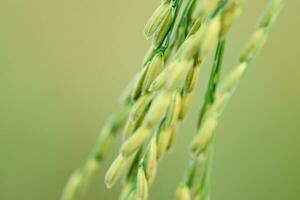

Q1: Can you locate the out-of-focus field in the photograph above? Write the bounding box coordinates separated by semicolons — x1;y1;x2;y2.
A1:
0;0;299;199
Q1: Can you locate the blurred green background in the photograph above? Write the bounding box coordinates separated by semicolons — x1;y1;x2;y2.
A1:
0;0;299;200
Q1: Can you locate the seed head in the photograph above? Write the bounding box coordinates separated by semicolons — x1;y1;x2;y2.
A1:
220;0;241;38
132;67;149;100
200;15;221;57
145;92;172;126
156;127;172;160
218;62;247;94
177;16;221;60
179;91;195;119
149;60;191;92
153;7;174;47
165;60;193;91
195;154;206;178
149;61;177;91
144;139;158;184
84;158;98;179
128;190;137;200
137;167;149;200
207;94;227;117
258;0;284;28
166;125;177;151
183;65;201;95
240;29;267;63
121;125;152;157
192;0;220;21
142;54;164;93
105;154;127;188
123;94;153;139
191;117;217;153
61;171;82;200
164;92;182;127
144;3;172;38
175;185;191;200
119;183;132;200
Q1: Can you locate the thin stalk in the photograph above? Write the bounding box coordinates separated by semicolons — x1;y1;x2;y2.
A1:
198;40;226;128
61;103;131;200
185;1;285;199
183;39;226;188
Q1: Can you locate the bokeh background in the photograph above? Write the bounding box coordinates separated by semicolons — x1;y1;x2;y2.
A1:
0;0;299;200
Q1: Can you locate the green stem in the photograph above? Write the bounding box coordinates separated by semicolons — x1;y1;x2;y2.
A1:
61;103;131;200
197;39;226;128
183;39;226;189
198;140;214;199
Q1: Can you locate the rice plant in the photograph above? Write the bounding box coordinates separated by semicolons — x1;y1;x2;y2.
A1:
61;0;285;200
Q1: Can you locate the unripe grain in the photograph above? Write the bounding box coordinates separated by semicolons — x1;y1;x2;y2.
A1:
105;154;127;188
144;139;158;184
191;117;217;153
144;3;172;38
145;92;171;126
121;126;152;157
176;185;191;200
137;167;148;200
142;54;164;93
